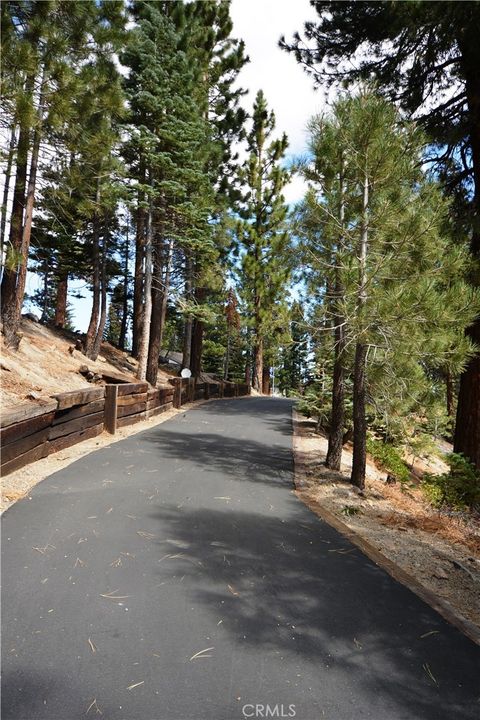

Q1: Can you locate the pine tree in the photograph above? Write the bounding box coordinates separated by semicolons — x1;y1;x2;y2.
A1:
236;90;292;392
281;1;480;470
298;92;480;489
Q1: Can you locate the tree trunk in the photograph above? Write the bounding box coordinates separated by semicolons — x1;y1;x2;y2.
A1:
0;124;17;279
224;333;231;380
245;351;251;385
41;259;49;322
137;201;153;381
253;335;263;392
119;223;129;351
326;311;345;470
1;83;33;345
12;70;47;345
351;172;369;489
191;286;207;378
84;183;101;359
326;165;346;471
146;228;169;386
91;224;109;361
132;183;145;358
262;365;270;395
182;251;193;370
351;341;368;489
54;271;68;328
454;37;480;470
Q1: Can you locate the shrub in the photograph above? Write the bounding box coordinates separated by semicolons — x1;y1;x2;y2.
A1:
423;453;480;510
366;437;411;483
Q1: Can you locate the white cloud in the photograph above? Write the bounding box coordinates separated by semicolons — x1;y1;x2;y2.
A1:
230;0;324;203
230;0;323;153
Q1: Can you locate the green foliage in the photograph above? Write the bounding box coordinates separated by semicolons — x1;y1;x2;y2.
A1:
423;454;480;510
341;505;360;517
366;437;411;484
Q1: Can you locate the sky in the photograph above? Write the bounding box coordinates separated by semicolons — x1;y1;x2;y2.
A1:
25;0;324;332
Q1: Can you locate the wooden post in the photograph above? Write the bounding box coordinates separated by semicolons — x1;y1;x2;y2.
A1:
205;382;210;400
173;379;182;409
234;383;239;397
105;385;118;434
220;380;224;398
189;377;196;403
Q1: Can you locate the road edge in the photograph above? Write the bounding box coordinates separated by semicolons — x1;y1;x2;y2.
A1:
291;408;480;647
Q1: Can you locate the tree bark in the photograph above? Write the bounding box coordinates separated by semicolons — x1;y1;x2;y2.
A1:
1;81;33;345
351;172;369;489
326;307;345;470
91;223;109;360
146;228;166;386
351;341;368;489
454;35;480;470
84;183;101;359
262;365;270;395
132;181;146;358
0;124;17;279
54;271;68;328
253;334;263;392
119;223;129;351
326;163;346;471
137;200;153;381
182;251;193;370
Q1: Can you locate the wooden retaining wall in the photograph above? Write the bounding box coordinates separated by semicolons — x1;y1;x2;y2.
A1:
1;378;251;476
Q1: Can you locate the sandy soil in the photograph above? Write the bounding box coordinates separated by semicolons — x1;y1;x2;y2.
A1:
0;318;173;412
292;411;480;630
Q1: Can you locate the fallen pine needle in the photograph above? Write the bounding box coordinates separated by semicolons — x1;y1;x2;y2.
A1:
127;681;144;691
227;584;239;596
189;647;214;661
137;531;156;540
85;698;102;715
75;558;86;568
423;663;439;686
99;590;130;600
353;638;362;649
88;638;97;654
420;630;440;639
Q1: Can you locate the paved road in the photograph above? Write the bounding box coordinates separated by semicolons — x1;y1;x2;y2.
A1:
2;397;479;720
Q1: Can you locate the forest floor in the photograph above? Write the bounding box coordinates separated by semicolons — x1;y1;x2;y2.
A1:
292;411;480;631
0;317;175;412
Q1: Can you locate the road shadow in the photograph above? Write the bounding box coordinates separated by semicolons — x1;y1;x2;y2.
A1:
145;501;480;720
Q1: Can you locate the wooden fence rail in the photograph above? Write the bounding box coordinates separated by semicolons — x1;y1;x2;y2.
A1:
1;378;251;476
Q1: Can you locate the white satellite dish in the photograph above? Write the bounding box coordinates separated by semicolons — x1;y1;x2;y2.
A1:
180;368;192;379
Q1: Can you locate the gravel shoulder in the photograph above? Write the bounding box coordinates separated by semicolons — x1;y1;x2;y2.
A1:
292;410;480;633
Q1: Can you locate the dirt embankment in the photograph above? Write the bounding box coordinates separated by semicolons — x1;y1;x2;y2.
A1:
0;318;174;413
292;411;480;632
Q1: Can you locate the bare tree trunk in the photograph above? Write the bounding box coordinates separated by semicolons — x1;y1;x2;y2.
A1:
191;285;206;378
351;173;369;489
119;223;129;351
146;229;165;386
132;179;145;358
224;333;231;380
54;271;68;328
0;124;17;278
253;334;263;392
41;259;49;322
91;223;109;360
182;250;193;370
326;164;346;471
262;365;270;395
84;183;101;359
137;200;153;381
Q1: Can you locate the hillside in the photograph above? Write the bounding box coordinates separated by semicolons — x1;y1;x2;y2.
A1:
0;317;175;413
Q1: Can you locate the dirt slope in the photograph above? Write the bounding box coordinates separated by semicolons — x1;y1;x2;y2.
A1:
0;318;174;412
